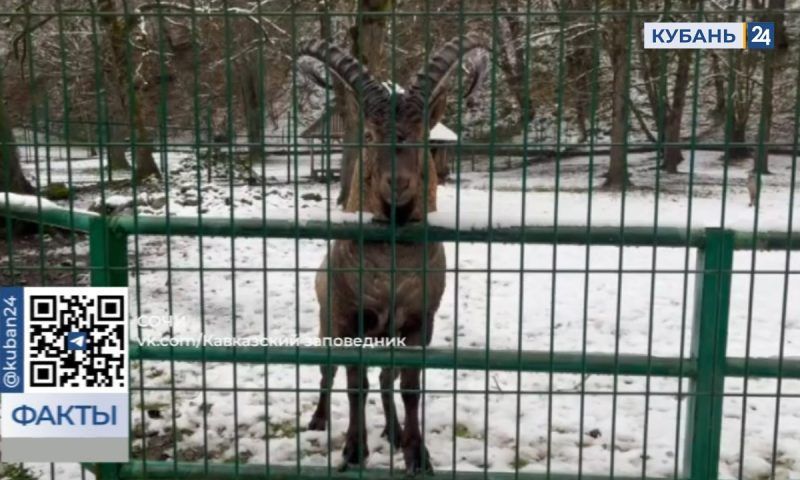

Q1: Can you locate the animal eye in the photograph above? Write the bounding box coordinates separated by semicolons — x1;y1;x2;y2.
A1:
364;131;375;143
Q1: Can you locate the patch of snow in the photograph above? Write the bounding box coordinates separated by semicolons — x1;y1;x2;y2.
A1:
298;209;374;226
0;192;63;211
96;195;134;208
13;149;800;479
382;81;406;95
430;122;458;142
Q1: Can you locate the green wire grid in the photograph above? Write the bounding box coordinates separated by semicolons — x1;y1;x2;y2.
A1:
1;3;799;480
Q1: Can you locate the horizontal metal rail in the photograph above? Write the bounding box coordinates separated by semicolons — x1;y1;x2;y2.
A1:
2;195;798;250
1;196;97;231
129;344;800;379
115;462;673;480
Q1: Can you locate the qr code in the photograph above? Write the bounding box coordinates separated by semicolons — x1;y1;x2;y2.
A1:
25;287;128;392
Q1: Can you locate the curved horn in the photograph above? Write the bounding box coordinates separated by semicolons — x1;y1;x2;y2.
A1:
297;39;389;116
409;32;491;106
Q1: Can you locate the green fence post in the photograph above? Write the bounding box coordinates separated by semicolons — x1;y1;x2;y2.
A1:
89;216;128;288
684;228;734;480
89;216;128;480
95;463;123;480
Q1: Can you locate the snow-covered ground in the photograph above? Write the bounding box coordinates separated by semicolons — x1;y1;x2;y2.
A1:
14;149;800;479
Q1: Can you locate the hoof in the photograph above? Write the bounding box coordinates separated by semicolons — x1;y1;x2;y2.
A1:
337;455;366;472
381;425;402;448
404;445;434;476
307;415;327;431
337;460;359;472
340;439;368;470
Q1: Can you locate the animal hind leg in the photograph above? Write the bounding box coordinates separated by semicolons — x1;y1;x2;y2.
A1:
379;367;402;448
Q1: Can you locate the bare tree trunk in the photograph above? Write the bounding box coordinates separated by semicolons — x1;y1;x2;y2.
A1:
77;111;98;156
236;19;265;181
753;50;774;173
499;2;533;129
317;0;346;188
753;0;788;49
770;0;788;50
730;120;750;159
238;60;263;181
107;146;129;170
568;48;591;142
0;98;34;195
319;0;334;40
754;0;781;174
725;46;758;161
134;145;159;182
337;0;390;206
107;122;130;172
661;50;691;173
1;86;37;235
773;0;788;50
604;4;631;189
634;1;691;173
709;52;726;118
661;113;683;173
564;0;592;141
98;0;161;184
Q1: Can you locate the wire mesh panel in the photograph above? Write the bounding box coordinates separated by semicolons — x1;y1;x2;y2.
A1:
1;1;799;480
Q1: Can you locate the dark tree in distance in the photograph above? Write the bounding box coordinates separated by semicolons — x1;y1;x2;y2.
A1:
604;0;633;189
337;0;392;206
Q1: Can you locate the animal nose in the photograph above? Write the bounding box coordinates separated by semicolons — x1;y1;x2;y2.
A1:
385;175;411;194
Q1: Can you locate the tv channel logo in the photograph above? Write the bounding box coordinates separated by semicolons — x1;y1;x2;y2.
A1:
644;22;774;50
747;22;775;50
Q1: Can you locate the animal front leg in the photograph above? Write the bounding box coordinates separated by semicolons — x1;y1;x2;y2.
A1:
339;365;369;470
308;364;337;431
400;367;433;475
379;367;402;448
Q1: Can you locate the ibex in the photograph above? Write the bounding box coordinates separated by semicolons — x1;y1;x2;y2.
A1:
298;33;488;475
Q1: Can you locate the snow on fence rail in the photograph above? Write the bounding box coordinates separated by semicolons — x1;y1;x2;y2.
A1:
2;193;798;250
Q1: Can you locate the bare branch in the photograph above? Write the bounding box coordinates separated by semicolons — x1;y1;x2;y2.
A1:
136;1;288;45
627;95;658;143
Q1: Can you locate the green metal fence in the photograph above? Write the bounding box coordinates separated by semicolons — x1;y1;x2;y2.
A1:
2;193;798;480
2;2;800;480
